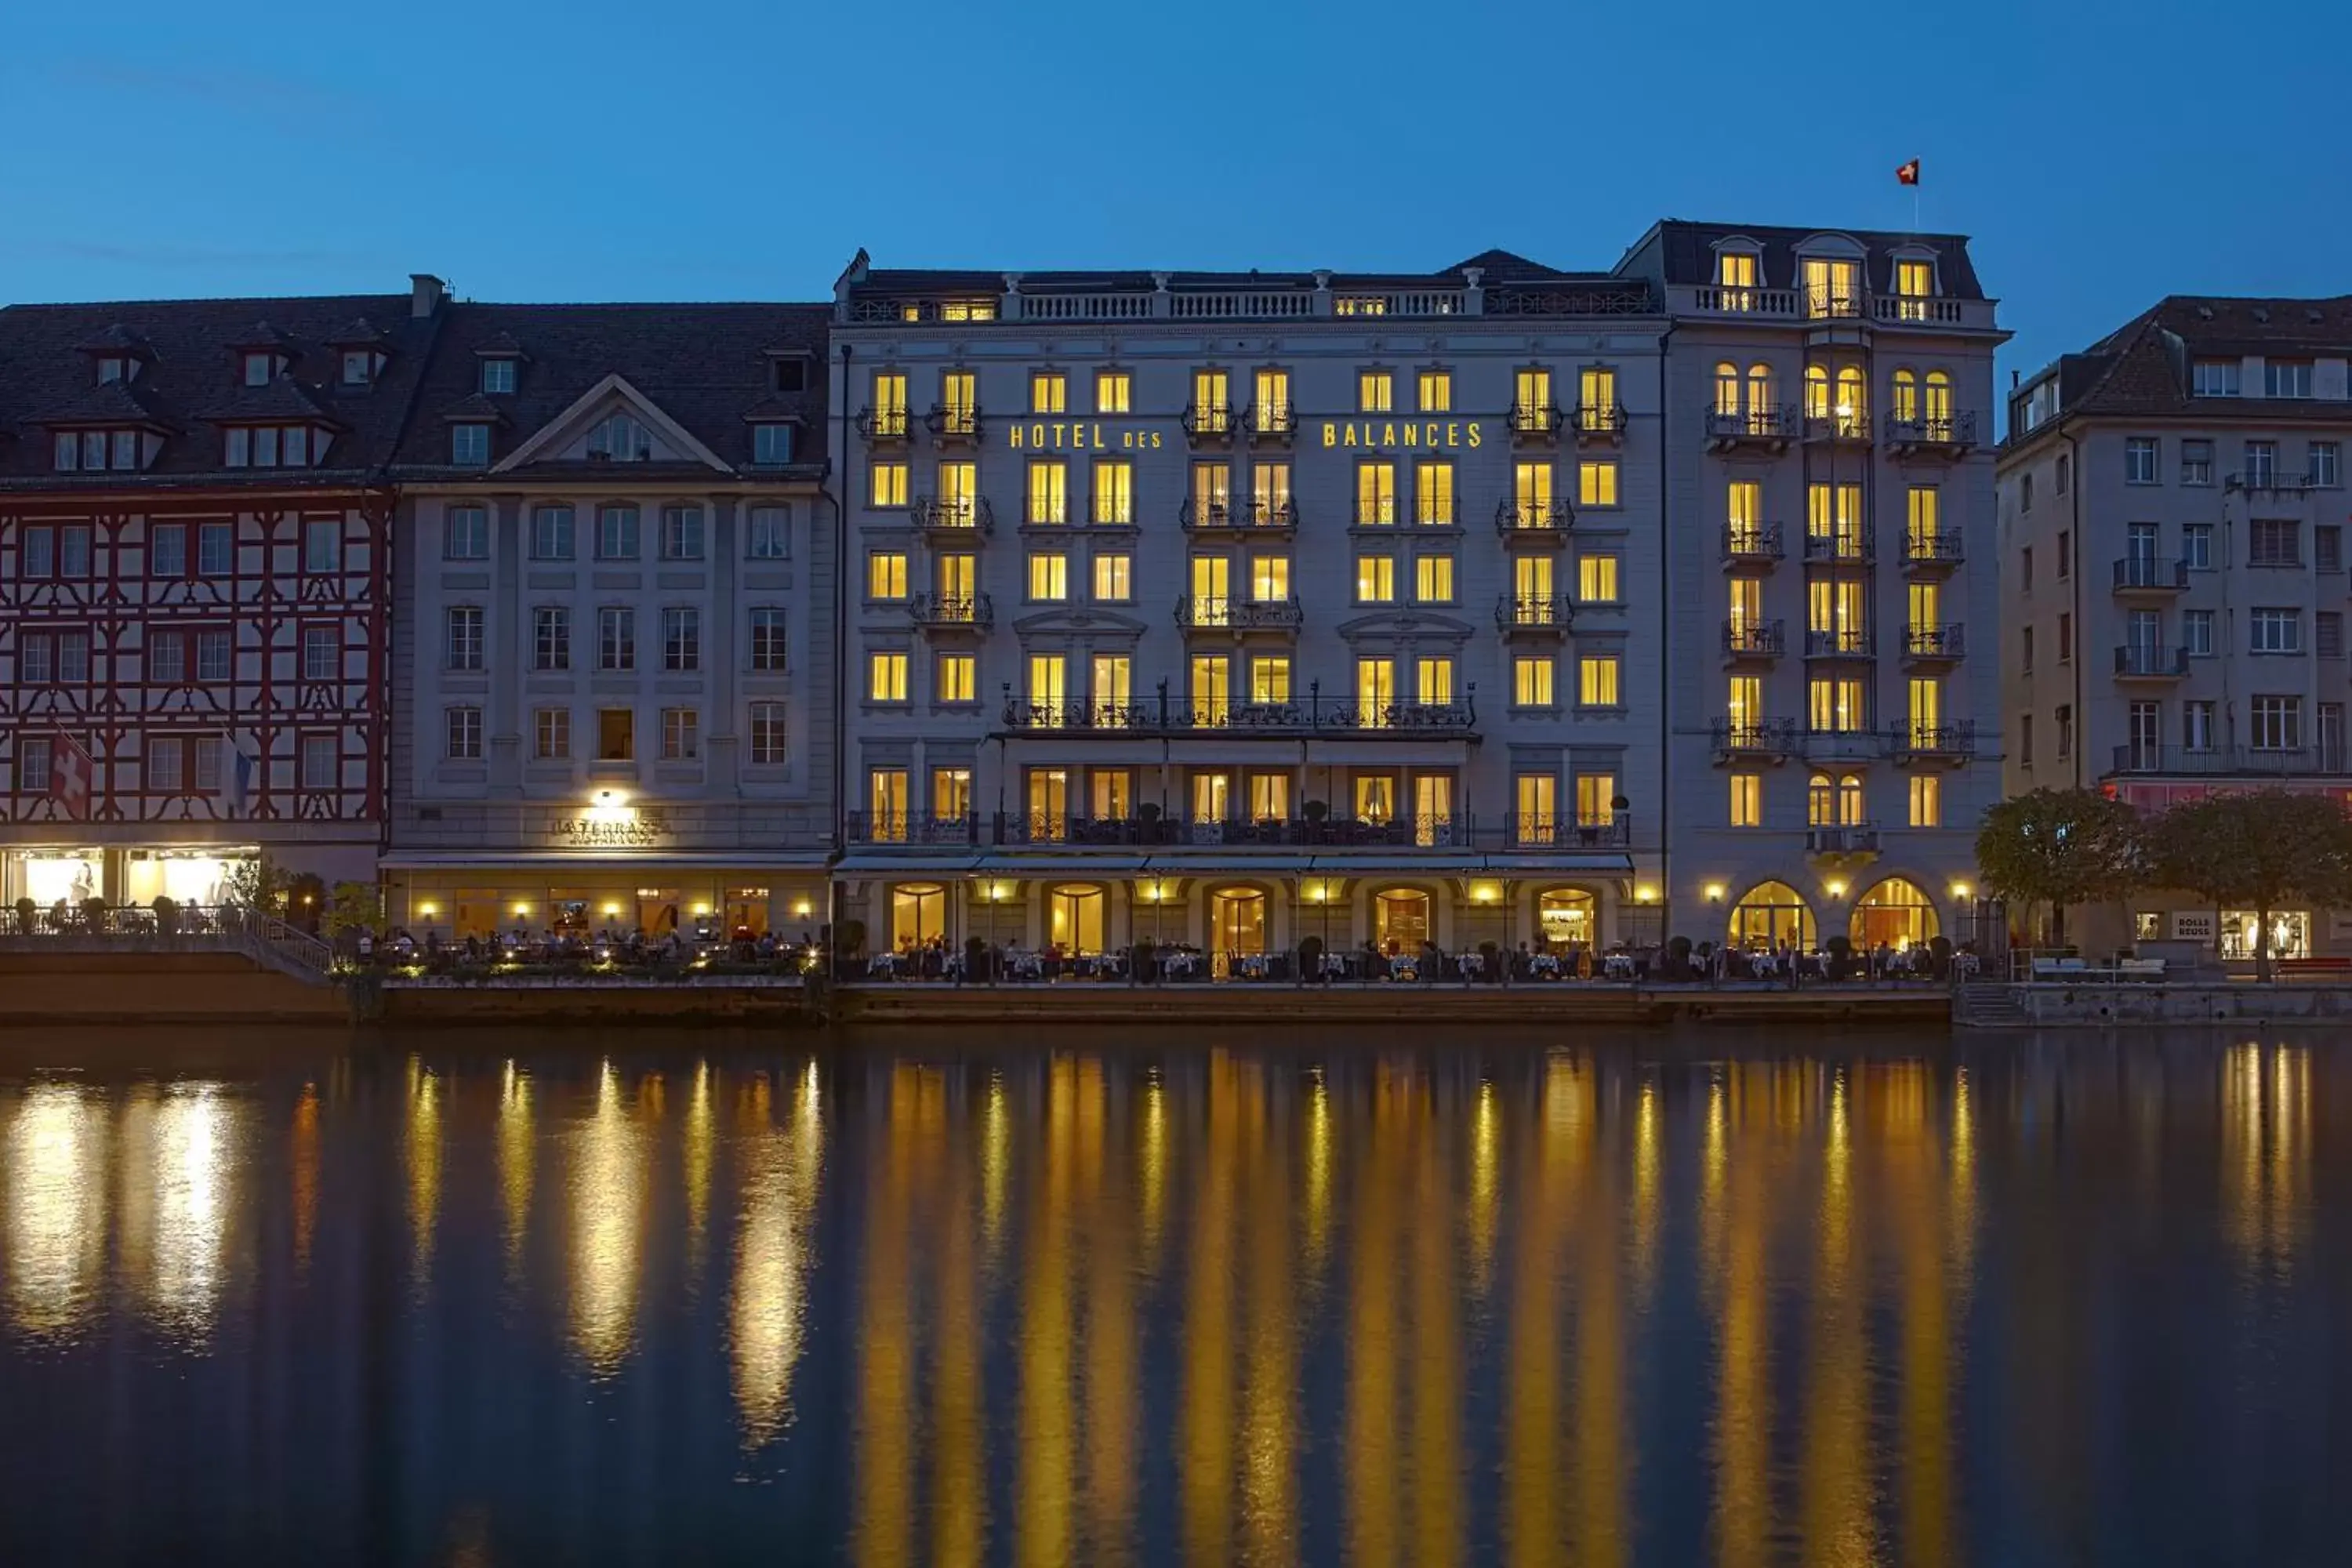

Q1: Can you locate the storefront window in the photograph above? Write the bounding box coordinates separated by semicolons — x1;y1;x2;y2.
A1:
893;884;946;949
8;850;103;908
1537;888;1595;949
2220;910;2309;960
1049;884;1105;955
1374;888;1430;954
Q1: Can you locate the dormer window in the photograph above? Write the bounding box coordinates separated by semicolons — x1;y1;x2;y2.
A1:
53;430;143;472
772;358;808;394
480;357;517;394
1802;256;1863;318
752;423;794;466
340;350;376;387
1715;249;1760;310
452;423;492;467
1893;259;1936;320
225;424;327;469
588;413;650;462
97;357;128;385
242;352;277;387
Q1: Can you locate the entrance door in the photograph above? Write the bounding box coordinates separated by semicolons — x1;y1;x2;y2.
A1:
1049;885;1104;955
1211;888;1267;956
1375;889;1430;955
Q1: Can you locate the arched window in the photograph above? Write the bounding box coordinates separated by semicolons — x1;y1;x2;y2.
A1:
1838;773;1864;825
1850;877;1938;950
1744;364;1774;432
1926;369;1954;429
1835;366;1867;434
1730;881;1815;951
1374;887;1430;954
891;883;946;949
1049;884;1105;954
1891;368;1919;423
1715;361;1741;417
1803;365;1830;421
1808;771;1835;826
1211;886;1266;956
1537;887;1595;949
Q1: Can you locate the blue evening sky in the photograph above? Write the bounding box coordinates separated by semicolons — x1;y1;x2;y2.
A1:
5;0;2348;394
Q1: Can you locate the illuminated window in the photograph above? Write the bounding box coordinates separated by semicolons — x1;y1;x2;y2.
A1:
1414;554;1454;603
1091;768;1131;818
1250;554;1290;601
938;653;976;703
935;552;975;604
938;299;994;322
1804;364;1831;420
1254;368;1290;429
1578;366;1616;422
1095;370;1131;413
1027;551;1069;601
1192;369;1230;430
1026;459;1067;524
1515;774;1556;841
935;460;978;524
1745;362;1772;422
1356;554;1395;604
1909;773;1941;827
940;371;977;431
1512;461;1554;528
1835;366;1866;433
1250;772;1291;820
1578;459;1619;507
869;460;908;508
1714;361;1742;416
1514;655;1554;707
1808;482;1866;556
1575;773;1616;826
1808;676;1867;732
1357;462;1397;525
1253;462;1291;523
1089;655;1131;713
1418;369;1451;412
1090;459;1131;525
1727;674;1761;729
1926;370;1953;427
934;767;973;817
1250;655;1290;702
1578;655;1621;707
1355;774;1396;820
1093;552;1132;601
1416;657;1454;704
1896;259;1933;319
1357;657;1396;714
869;651;909;702
1359;371;1394;413
1802;256;1861;318
1807;772;1865;826
1031;372;1066;414
1189;557;1230;622
1716;249;1758;306
1192;461;1231;523
1892;368;1919;423
1512;554;1554;618
1908;677;1942;742
870;372;909;436
867;551;908;600
1578;554;1619;603
1730;771;1761;826
1189;655;1228;724
869;770;909;838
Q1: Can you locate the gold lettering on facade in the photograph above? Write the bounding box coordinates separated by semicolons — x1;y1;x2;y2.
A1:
1323;423;1338;448
1468;422;1482;448
1011;426;1158;450
550;813;673;850
1381;422;1397;447
1009;424;1024;449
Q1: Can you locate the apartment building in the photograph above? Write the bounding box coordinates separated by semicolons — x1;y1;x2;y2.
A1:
2002;294;2352;957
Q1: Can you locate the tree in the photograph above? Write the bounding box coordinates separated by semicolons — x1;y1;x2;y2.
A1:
2145;789;2352;980
326;881;383;939
1974;787;2144;947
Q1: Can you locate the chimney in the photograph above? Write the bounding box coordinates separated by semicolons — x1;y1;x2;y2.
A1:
2010;368;2021;389
409;274;446;318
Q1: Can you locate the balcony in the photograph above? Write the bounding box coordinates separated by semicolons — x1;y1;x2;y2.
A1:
1887;722;1976;765
1497;593;1574;636
925;403;982;445
1182;497;1297;535
2226;470;2321;495
1803;287;1867;321
1901;623;1965;665
1507;401;1565;444
1710;719;1799;763
1570;403;1628;446
1181;402;1238;445
1802;728;1882;765
1722;619;1785;662
1692;285;1803;318
1871;293;1973;327
1494;497;1573;543
1886;412;1978;457
2114;644;2189;680
1174;595;1303;633
1508;815;1635;851
855;405;911;445
2109;743;2350;779
1805;824;1882;858
1721;524;1785;572
2112;556;2189;594
1802;411;1873;445
913;495;993;536
1805;628;1876;660
1000;688;1475;737
1802;531;1874;566
845;810;980;847
1901;529;1965;575
1248;403;1296;445
1704;406;1796;453
908;591;993;632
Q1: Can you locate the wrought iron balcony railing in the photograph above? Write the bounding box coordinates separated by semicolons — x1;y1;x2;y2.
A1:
1174;595;1303;631
855;405;911;443
925;403;982;441
1802;531;1874;564
2109;743;2352;778
1182;498;1298;532
1507;401;1565;439
1903;529;1965;568
1721;523;1785;566
1000;686;1475;735
1181;402;1237;441
2112;556;2189;591
1805;628;1876;658
1802;412;1873;444
1704;405;1797;445
1497;593;1574;632
1806;824;1882;855
1903;623;1965;659
1887;722;1977;760
1494;497;1573;535
1570;402;1628;440
845;810;981;846
1722;619;1785;658
913;495;993;533
1710;718;1800;756
2114;644;2189;677
1250;403;1296;441
1886;411;1978;451
908;592;993;630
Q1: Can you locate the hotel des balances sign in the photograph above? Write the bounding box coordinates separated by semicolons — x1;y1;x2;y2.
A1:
546;809;673;851
1003;420;1486;451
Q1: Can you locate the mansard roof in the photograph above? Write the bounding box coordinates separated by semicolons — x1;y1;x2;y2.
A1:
2008;294;2352;440
1617;220;1988;300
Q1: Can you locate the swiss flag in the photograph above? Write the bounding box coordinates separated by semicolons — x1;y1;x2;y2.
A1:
50;731;94;818
1896;158;1922;187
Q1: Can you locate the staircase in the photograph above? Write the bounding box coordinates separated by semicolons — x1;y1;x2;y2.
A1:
226;909;336;985
1955;981;2031;1029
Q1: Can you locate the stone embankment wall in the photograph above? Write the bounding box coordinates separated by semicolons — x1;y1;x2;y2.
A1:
2016;983;2352;1026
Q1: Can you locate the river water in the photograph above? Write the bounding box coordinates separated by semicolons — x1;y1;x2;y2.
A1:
0;1026;2342;1566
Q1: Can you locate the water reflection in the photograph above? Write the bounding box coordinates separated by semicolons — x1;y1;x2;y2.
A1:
2;1033;2347;1566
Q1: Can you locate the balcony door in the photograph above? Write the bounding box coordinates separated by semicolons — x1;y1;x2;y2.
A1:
1414;775;1453;846
1189;655;1229;725
1091;655;1131;724
1028;768;1069;842
2128;702;2161;772
1191;557;1230;624
1191;771;1231;826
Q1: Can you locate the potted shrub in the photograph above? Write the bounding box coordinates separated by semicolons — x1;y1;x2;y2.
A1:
835;918;867;963
81;895;108;934
1929;934;1954;981
1298;934;1324;985
1137;800;1163;844
153;895;180;936
1825;934;1853;982
964;935;988;985
15;897;35;936
1131;936;1156;985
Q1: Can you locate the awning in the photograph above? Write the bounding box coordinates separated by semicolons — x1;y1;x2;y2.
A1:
1138;854;1310;875
381;851;832;870
972;854;1149;878
1305;855;1488;875
1476;855;1636;874
833;852;985;876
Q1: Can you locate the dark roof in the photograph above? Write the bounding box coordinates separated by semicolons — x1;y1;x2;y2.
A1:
0;292;436;488
387;301;829;477
1617;220;1987;299
31;377;179;430
199;376;348;426
842;246;1638;306
2011;294;2352;433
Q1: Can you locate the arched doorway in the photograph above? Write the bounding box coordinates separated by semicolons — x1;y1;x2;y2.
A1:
1049;884;1105;955
891;883;946;950
1210;887;1267;956
1850;877;1937;951
1730;881;1814;951
1375;887;1431;954
1537;887;1595;949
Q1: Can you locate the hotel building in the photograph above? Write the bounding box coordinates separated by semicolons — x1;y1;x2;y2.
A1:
2002;294;2352;958
0;281;438;910
382;299;834;940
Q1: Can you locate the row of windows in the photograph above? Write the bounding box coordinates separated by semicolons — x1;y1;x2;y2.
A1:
14;519;347;577
445;503;793;563
862;651;1617;710
443;702;787;765
13;733;343;793
866;548;1621;608
2022;439;2341;506
2034;605;2352;666
871;366;1614;422
1711;364;1957;418
2189;358;2343;401
873;456;1624;520
445;416;796;470
2024;697;2322;763
1726;771;1943;828
2020;520;2342;588
1724;675;1945;733
443;605;789;673
1712;251;1933;314
14;625;348;684
1727;579;1946;635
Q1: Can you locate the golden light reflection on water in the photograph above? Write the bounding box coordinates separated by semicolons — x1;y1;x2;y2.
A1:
6;1083;107;1339
568;1061;643;1376
291;1083;318;1278
149;1083;243;1342
728;1060;823;1450
406;1058;441;1290
499;1062;535;1280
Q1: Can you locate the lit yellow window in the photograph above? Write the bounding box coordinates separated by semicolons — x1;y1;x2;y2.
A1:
1578;366;1616;420
1095;370;1131;414
1892;368;1919;422
938;653;975;703
933;767;971;815
1808;577;1866;637
1359;371;1393;413
1030;372;1065;414
1416;657;1454;704
941;371;976;426
1029;653;1067;712
1908;485;1941;543
1250;554;1290;601
1729;576;1762;630
870;373;908;435
1714;361;1742;416
1908;677;1942;736
1189;655;1229;724
1415;460;1454;525
1357;462;1396;525
1192;370;1229;430
1809;677;1867;731
1909;773;1942;827
1027;551;1068;601
1512;461;1553;528
1250;772;1290;819
1254;369;1290;429
1091;769;1131;818
1515;774;1556;840
935;553;974;599
1357;657;1396;710
1730;771;1761;827
869;768;908;833
1091;655;1130;707
1896;260;1933;320
1909;580;1940;632
1189;556;1229;620
936;460;977;524
868;651;908;702
1192;461;1231;523
1514;655;1554;707
1355;774;1395;819
1250;655;1290;703
869;459;908;508
1091;459;1131;524
1026;459;1066;525
1727;674;1762;727
1092;552;1132;601
938;299;995;322
1515;368;1553;423
1804;365;1831;419
1578;655;1621;707
866;551;907;600
1356;555;1395;604
1579;459;1619;507
1415;554;1454;603
1578;554;1619;603
1575;773;1616;826
1252;462;1291;521
1417;370;1450;412
1717;251;1757;299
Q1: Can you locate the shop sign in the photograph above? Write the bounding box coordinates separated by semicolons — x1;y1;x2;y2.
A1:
2171;910;2216;942
547;809;673;850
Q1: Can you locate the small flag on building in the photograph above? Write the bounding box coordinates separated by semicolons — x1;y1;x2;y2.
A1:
50;731;94;818
1896;158;1922;187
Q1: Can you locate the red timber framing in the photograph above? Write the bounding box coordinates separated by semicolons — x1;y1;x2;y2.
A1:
0;486;393;831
